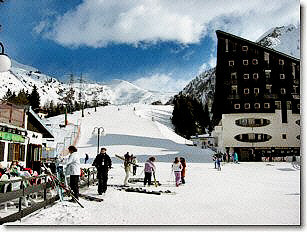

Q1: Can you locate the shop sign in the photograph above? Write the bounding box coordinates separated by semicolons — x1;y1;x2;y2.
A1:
0;131;25;142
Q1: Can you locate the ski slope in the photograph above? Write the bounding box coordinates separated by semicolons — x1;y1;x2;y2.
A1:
45;104;214;163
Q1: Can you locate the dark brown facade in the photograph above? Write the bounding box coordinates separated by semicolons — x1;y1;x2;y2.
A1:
212;30;300;124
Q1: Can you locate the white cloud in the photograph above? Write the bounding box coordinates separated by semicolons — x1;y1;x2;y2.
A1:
34;0;300;48
198;54;216;74
133;74;189;92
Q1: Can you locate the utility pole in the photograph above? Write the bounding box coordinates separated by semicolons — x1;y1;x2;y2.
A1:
79;73;84;117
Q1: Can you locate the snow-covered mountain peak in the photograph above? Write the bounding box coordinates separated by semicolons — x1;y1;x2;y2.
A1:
256;24;300;58
0;59;174;106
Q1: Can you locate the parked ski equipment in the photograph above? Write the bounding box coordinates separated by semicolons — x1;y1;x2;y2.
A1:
42;163;84;208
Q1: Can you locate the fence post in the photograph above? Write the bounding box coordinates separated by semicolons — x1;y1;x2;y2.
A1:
92;169;95;185
44;176;47;208
18;180;24;221
19;180;23;212
87;168;90;187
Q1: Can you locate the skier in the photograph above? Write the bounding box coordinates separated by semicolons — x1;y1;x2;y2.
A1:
84;153;89;164
131;155;137;176
172;157;183;187
212;155;217;169
180;157;186;184
233;152;239;163
123;152;132;186
92;147;112;194
61;145;80;202
216;155;221;171
144;156;156;186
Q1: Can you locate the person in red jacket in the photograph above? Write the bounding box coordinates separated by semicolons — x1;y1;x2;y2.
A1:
180;157;186;184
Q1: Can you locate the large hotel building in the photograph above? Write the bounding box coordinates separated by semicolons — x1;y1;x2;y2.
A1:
212;30;300;161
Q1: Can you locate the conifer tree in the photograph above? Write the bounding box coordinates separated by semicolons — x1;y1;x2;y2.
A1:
29;85;40;110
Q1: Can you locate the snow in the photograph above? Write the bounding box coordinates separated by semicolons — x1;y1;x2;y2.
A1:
46;104;212;163
256;24;300;58
3;103;300;226
0;61;175;106
6;162;300;225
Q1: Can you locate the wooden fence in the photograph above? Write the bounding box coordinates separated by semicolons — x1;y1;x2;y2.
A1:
0;167;97;224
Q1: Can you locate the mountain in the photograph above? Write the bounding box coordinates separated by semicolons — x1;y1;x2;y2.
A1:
0;60;174;106
179;24;300;115
180;68;216;113
256;24;299;58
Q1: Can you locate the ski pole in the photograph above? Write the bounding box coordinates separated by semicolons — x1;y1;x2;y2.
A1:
153;171;158;187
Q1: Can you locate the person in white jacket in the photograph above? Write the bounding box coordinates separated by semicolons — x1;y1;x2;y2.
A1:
62;145;80;201
172;157;183;187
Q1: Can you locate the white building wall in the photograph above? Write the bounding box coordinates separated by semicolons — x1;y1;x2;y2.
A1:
218;110;300;148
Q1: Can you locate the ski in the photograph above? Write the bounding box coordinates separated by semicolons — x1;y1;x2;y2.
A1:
42;163;84;208
115;154;142;167
115;186;176;195
128;177;161;186
125;187;161;195
55;158;65;201
79;193;104;202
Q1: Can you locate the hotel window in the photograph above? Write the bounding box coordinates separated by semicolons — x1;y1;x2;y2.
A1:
244;103;250;109
265;70;271;79
225;39;229;52
234;104;240;109
293;85;298;94
243;74;249;79
244;88;250;94
282;134;287;139
231;72;237;80
253;73;259;80
229;60;234;66
275;101;281;109
266;84;272;94
242;46;248;51
280;88;286;94
287;101;292;110
280;74;285;79
254;88;260;94
254;103;260;109
297;104;300;110
279;59;284;65
249;133;255;140
243;60;248;65
252;59;258;65
264;52;270;64
292;63;296;79
233;43;237;52
231;85;238;94
264;103;270;109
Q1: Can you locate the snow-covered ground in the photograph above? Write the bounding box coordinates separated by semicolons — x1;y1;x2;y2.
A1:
7;162;300;225
47;104;213;163
3;104;300;225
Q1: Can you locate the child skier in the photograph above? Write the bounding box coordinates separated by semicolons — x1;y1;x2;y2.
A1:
144;157;156;186
172;157;183;187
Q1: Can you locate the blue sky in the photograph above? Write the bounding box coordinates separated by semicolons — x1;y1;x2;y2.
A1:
0;0;300;92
